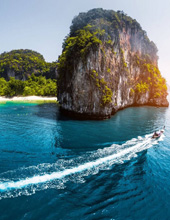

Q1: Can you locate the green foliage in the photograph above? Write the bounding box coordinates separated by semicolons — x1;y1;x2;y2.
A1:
106;39;113;46
107;68;111;73
136;82;149;93
153;77;167;97
0;74;57;97
123;62;127;68
99;78;107;85
142;63;167;96
143;63;160;76
130;88;135;96
90;69;113;105
102;85;113;105
132;54;141;67
132;53;167;98
111;49;117;55
120;48;124;54
0;78;7;96
154;92;161;98
70;8;143;35
0;49;57;79
58;26;103;73
120;48;128;69
92;69;99;76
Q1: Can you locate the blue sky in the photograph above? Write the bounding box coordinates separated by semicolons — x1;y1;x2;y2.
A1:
0;0;170;82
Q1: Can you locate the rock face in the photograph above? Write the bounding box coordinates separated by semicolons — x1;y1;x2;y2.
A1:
57;8;169;119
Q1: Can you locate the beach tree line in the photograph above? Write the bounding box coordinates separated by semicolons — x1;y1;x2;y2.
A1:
0;74;57;97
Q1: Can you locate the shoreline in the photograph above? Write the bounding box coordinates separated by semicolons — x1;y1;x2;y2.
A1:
60;102;169;120
0;96;57;103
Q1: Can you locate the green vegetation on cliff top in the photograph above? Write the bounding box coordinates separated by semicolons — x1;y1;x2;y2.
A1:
58;25;103;73
69;8;157;53
58;8;158;72
58;9;153;73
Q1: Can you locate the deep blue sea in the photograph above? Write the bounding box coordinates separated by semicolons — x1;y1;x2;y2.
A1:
0;101;170;220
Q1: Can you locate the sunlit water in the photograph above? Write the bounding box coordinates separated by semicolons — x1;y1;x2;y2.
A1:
0;102;170;219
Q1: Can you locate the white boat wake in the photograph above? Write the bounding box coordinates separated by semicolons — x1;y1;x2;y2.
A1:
0;133;164;199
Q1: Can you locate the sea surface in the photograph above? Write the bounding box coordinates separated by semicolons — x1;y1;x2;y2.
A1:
0;102;170;220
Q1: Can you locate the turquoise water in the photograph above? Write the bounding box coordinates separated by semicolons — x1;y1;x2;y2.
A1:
0;102;170;219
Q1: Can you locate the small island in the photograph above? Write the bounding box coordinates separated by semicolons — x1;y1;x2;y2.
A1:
0;49;57;103
57;8;169;119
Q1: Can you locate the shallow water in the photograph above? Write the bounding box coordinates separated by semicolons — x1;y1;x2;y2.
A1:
0;102;170;219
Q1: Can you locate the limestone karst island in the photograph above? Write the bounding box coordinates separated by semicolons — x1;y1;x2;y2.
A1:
57;9;169;119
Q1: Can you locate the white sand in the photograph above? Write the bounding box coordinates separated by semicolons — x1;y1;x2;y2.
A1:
0;96;57;102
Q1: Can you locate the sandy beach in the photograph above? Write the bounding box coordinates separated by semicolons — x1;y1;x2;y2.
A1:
0;96;57;102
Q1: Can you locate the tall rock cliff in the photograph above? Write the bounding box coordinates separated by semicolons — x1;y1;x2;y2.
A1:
57;8;169;119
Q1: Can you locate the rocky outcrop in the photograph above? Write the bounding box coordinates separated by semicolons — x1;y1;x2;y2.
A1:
57;8;169;119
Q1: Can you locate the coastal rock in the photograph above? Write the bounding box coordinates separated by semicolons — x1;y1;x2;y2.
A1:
57;8;169;119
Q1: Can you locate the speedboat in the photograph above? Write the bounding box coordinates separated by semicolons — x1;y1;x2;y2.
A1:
152;127;165;139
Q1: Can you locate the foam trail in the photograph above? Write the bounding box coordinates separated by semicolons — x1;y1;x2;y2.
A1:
0;135;157;192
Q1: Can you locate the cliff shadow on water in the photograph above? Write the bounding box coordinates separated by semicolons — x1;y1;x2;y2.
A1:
35;103;167;153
